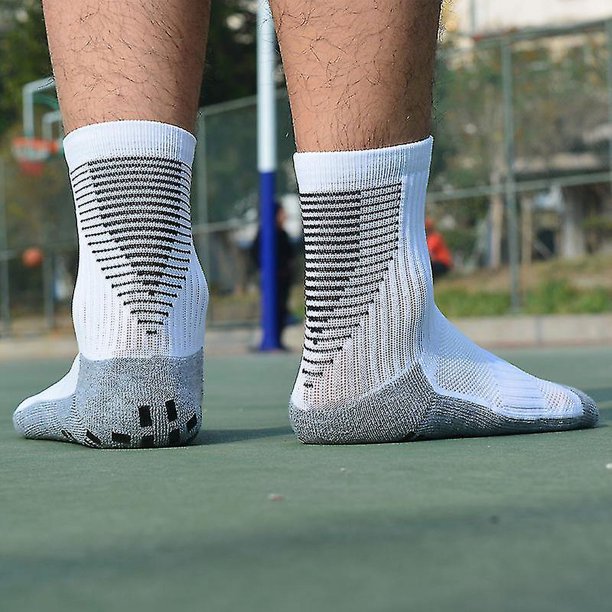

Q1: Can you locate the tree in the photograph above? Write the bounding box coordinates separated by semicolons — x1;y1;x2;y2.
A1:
203;1;257;106
430;28;610;267
0;1;51;137
0;0;258;140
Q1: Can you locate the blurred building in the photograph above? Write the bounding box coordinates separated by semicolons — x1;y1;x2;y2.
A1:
446;0;612;36
436;1;612;265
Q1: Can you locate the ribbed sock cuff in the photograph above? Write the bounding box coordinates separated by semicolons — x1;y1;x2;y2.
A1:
63;120;197;170
293;136;433;192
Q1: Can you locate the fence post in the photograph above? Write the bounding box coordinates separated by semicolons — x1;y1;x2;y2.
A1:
0;159;10;335
606;19;612;189
42;245;55;330
501;37;521;311
194;113;213;320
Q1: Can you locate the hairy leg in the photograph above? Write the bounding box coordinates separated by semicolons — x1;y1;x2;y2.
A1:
43;0;210;133
14;1;211;448
271;0;441;151
271;0;597;443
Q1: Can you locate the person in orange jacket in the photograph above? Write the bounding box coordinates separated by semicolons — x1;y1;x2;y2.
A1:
425;217;453;281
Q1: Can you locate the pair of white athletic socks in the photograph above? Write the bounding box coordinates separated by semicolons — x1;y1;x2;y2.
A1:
13;121;598;448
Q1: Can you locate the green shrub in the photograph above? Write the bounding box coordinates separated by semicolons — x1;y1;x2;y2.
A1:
435;280;612;318
524;280;612;314
435;288;511;317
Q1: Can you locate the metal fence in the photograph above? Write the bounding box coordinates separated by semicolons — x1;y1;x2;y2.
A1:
430;18;612;308
1;17;611;334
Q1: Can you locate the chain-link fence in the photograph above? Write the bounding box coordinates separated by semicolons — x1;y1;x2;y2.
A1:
190;91;302;325
430;19;612;308
0;92;300;332
1;18;612;334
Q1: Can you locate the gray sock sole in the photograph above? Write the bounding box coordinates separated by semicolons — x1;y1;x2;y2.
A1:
15;351;203;449
289;363;599;444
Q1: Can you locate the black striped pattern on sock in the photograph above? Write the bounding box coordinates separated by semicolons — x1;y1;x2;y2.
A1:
71;156;192;329
300;182;403;386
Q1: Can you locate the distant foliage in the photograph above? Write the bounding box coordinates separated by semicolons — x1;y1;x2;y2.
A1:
435;280;612;318
203;0;258;106
524;280;612;315
0;1;51;137
0;0;258;139
430;28;610;267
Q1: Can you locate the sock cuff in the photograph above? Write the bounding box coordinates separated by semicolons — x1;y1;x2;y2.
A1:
63;120;197;170
293;136;433;193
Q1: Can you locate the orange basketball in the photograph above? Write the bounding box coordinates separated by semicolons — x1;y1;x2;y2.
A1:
22;247;44;268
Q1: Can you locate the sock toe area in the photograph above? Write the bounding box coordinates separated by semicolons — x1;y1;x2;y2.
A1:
13;356;80;440
564;386;599;428
13;396;74;441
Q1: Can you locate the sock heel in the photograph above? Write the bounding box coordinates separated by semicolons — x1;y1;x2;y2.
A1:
289;365;433;444
71;350;203;448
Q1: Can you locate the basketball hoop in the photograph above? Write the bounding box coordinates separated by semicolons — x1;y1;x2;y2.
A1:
11;137;59;176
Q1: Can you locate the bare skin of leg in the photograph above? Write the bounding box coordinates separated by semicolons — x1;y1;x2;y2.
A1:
42;0;210;134
270;0;441;152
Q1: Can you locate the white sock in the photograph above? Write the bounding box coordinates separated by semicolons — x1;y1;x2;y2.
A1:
290;137;598;443
13;120;207;448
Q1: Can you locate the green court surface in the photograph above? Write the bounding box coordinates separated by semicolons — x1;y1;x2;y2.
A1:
1;346;611;612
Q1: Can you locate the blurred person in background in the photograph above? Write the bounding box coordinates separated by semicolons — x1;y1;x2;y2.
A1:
251;202;296;349
425;217;453;281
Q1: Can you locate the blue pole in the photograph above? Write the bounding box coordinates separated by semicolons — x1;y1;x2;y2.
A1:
259;171;278;349
257;0;281;350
